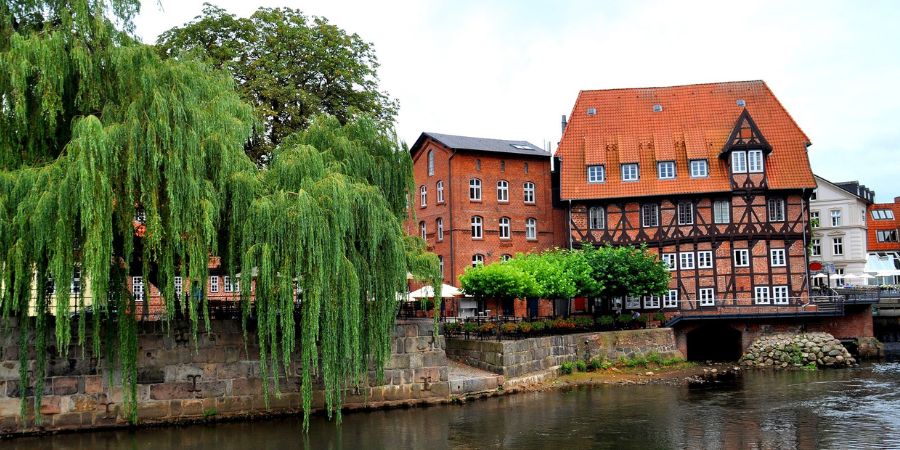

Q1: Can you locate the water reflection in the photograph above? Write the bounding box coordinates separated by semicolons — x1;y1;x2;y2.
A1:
6;361;899;450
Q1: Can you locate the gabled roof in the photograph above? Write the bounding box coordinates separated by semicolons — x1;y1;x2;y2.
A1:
814;175;874;204
410;132;550;158
557;80;816;200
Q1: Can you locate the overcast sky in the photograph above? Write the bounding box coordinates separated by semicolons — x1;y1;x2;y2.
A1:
135;0;900;201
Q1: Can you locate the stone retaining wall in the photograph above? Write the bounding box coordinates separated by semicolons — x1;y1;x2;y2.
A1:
445;328;682;378
0;318;448;435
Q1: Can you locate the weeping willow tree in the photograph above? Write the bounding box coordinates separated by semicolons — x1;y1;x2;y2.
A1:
0;0;439;429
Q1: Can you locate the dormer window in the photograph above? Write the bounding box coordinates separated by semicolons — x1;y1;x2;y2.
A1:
657;161;675;179
748;149;764;173
621;163;639;181
731;151;747;173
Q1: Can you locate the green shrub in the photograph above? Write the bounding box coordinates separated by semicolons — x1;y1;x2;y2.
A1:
588;358;605;371
463;322;478;333
598;315;614;327
501;322;518;334
802;362;818;371
574;316;594;328
623;355;648;368
478;322;496;334
559;361;574;375
646;352;663;366
616;314;633;325
653;312;666;323
661;356;685;366
575;360;587;372
444;322;461;333
519;322;533;333
531;321;546;332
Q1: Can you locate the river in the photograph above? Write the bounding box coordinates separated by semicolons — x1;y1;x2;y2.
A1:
6;358;900;450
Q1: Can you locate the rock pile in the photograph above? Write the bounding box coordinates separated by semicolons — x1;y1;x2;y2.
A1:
740;332;857;369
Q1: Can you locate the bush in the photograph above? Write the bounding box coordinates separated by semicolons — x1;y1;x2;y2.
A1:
598;315;614;327
574;316;594;328
661;356;684;366
588;358;604;371
542;319;555;330
478;322;496;334
531;320;546;332
519;322;533;333
646;352;663;366
616;315;633;325
575;360;587;372
463;322;478;333
444;322;461;334
634;315;649;328
623;355;649;368
559;361;574;375
653;312;666;323
501;322;518;334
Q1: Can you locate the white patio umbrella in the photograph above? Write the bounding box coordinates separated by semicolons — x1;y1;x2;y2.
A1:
847;273;875;279
408;283;462;299
811;273;829;279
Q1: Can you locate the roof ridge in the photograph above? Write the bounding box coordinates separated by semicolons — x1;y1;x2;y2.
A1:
577;79;765;93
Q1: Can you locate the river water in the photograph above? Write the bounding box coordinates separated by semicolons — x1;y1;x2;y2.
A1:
7;359;900;450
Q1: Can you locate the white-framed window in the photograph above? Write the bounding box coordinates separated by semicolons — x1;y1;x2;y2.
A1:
497;180;509;202
731;151;747;173
734;249;749;267
699;288;715;307
612;297;623;310
832;237;844;255
210;276;219;293
877;230;899;242
224;275;233;293
70;270;82;295
690;159;709;178
472;254;484;267
436;180;444;203
438;256;444;275
644;295;660;309
773;286;789;305
587;165;605;183
132;276;144;301
754;286;770;305
469;178;482;201
427;150;435;176
872;209;895;220
500;254;512;262
174;276;183;295
810;210;819;228
713;200;730;224
499;217;511;239
525;218;537;240
625;296;641;309
589;206;605;229
835;268;845;286
680;252;695;270
419;221;427;240
419;185;427;207
770;249;786;267
663;290;679;308
662;253;677;271
641;203;659;228
657;161;676;179
768;198;785;222
436;218;444;241
748;149;764;173
677;201;694;225
471;216;483;239
523;182;535;203
831;209;842;227
811;239;821;257
621;163;639;181
698;251;713;269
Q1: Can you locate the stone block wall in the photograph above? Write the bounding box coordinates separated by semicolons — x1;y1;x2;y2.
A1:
445;328;682;378
0;318;448;435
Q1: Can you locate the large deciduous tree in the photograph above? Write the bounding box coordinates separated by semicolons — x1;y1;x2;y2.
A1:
156;4;399;163
0;0;436;430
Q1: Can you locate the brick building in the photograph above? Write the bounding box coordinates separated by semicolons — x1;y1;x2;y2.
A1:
866;196;900;284
556;80;817;313
408;132;567;288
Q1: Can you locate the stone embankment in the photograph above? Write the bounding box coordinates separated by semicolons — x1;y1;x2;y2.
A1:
739;332;856;369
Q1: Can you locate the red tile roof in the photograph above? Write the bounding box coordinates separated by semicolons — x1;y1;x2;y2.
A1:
867;201;900;251
558;81;816;200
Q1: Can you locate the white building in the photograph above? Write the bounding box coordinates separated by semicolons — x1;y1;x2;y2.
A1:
809;176;874;287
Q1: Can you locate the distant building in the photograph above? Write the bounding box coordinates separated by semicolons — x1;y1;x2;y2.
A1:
557;80;817;311
809;176;873;287
407;132;567;314
866;196;900;285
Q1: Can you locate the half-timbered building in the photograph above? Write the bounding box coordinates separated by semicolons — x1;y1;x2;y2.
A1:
557;81;818;315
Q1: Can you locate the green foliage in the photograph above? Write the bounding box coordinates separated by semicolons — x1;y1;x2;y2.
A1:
575;360;587;372
559;361;574;375
661;356;686;366
623;355;649;368
653;312;667;323
458;263;539;300
598;315;614;327
530;320;546;332
203;407;218;418
157;5;398;163
802;362;818;371
616;315;633;325
646;352;663;366
462;322;478;333
588;357;612;370
500;322;518;334
579;244;670;300
0;1;436;431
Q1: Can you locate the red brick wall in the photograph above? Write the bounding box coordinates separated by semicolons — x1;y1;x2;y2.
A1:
409;137;567;286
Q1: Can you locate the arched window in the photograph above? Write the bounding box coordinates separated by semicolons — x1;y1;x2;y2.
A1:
471;216;483;239
419;185;427;207
419;221;427;240
436;217;444;241
589;206;605;229
497;180;509;202
501;254;513;262
427;150;435;176
499;217;511;239
525;218;537;240
472;254;485;267
523;182;535;203
469;178;482;201
436;180;444;203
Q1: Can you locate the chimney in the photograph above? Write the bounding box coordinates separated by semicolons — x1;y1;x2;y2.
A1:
561;115;567;134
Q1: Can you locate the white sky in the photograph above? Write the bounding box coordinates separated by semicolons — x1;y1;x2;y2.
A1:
135;0;900;201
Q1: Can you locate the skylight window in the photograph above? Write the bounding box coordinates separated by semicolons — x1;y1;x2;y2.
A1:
510;144;533;150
